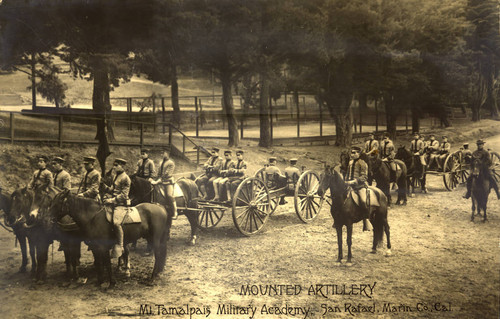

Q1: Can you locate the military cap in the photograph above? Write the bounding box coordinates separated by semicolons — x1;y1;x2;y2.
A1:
83;156;96;164
224;150;232;154
38;155;49;163
52;156;65;164
268;156;277;162
383;132;390;137
429;134;435;137
368;132;375;136
212;147;220;152
476;139;485;145
290;158;298;163
351;146;362;152
236;150;244;155
140;148;150;153
442;135;448;139
413;132;420;136
463;143;469;146
114;158;127;166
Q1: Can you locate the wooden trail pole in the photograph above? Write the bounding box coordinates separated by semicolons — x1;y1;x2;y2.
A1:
195;97;199;138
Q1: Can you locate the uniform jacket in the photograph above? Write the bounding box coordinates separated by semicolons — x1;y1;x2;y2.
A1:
284;166;301;183
428;140;439;154
136;158;156;178
439;142;451;154
380;139;395;160
345;158;368;188
204;156;223;176
472;149;491;167
364;139;379;154
80;169;101;199
28;168;53;191
228;159;247;178
53;169;71;191
218;159;235;177
410;139;425;154
104;171;131;206
157;159;175;184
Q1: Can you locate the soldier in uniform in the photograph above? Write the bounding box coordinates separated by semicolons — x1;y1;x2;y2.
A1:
364;132;379;156
77;156;101;200
135;148;156;182
344;146;372;231
52;157;71;191
152;148;177;219
425;134;440;169
213;150;235;201
28;156;53;193
436;136;451;171
265;157;287;204
196;147;222;199
380;132;396;181
461;143;473;164
102;158;131;258
463;140;500;200
284;158;301;190
226;150;247;201
410;132;426;165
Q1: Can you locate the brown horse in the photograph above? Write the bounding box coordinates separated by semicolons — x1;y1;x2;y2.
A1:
48;190;171;287
317;166;391;264
470;158;491;222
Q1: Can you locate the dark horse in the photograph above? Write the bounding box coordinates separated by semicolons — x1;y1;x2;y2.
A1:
340;150;407;205
48;190;171;286
128;175;201;245
470;158;491;222
395;146;426;195
317;166;391;264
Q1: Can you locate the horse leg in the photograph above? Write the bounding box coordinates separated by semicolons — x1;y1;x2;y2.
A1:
471;199;475;221
346;224;353;264
123;245;131;278
482;198;487;222
17;233;28;273
91;249;104;286
186;212;198;246
384;218;391;256
71;240;81;281
35;241;50;283
335;226;343;264
63;243;71;281
104;250;116;288
28;236;37;277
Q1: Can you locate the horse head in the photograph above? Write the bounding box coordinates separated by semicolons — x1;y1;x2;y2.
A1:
47;189;73;222
339;151;350;176
8;187;34;229
471;158;486;178
129;175;152;205
318;164;346;198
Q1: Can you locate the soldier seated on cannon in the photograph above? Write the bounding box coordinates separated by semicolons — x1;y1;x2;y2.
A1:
410;132;426;166
265;157;287;204
196;147;222;200
213;150;235;202
284;158;301;192
436;136;451;171
425;134;440;170
463;139;500;200
225;150;247;201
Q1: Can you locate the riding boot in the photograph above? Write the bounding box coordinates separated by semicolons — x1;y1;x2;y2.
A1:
200;185;207;200
111;225;124;258
279;196;287;205
172;199;178;220
463;176;472;199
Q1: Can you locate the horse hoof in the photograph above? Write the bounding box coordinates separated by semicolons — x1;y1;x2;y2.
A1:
335;261;342;266
146;279;156;286
346;261;353;267
370;249;377;254
108;282;116;289
384;249;392;257
19;266;27;273
125;270;131;278
410;194;415;198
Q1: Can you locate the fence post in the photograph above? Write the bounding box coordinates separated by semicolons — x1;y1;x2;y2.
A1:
152;98;157;133
182;135;186;154
375;100;379;132
269;96;273;142
405;110;409;132
10;112;14;144
319;102;323;137
359;108;362;133
195;97;199;138
127;98;132;131
297;98;300;138
140;123;144;148
240;117;244;139
162;97;166;134
196;147;200;166
58;115;63;147
302;96;306;119
168;125;172;146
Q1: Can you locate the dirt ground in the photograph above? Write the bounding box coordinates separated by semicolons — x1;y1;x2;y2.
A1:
0;120;499;319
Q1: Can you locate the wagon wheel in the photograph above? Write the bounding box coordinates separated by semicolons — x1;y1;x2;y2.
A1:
232;177;271;236
198;207;224;229
254;167;278;214
294;170;323;223
490;151;500;182
254;167;266;180
443;153;460;191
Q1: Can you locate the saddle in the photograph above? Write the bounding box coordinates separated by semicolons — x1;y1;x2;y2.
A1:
57;215;79;232
105;206;141;225
349;186;381;208
383;160;403;182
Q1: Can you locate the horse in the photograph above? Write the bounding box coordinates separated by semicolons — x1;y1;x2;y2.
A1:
470;158;491;222
48;190;171;287
317;166;391;264
395;146;426;195
348;152;407;206
129;175;200;245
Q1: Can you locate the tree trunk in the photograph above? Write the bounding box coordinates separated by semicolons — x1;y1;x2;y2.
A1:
359;93;368;109
220;69;239;147
31;54;36;110
384;95;397;139
171;64;181;127
484;67;499;119
258;72;271;148
411;107;420;133
333;109;353;147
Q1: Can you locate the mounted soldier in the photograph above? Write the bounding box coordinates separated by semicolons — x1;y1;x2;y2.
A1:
102;158;131;258
364;132;379;156
213;150;235;202
226;150;247;201
52;157;71;191
77;156;101;200
151;147;177;219
436;136;451;171
344;146;372;231
135;148;156;182
410;132;426;166
284;158;301;191
463;140;500;200
380;132;396;181
425;134;440;170
28;156;53;193
196;147;222;200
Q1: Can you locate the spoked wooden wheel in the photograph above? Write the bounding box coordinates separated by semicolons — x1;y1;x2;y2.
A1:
443;153;460;191
490;151;500;183
294;170;323;223
232;177;271;236
255;167;278;215
198;207;224;229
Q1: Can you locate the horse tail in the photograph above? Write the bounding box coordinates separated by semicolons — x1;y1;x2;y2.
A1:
373;189;388;247
176;178;199;208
